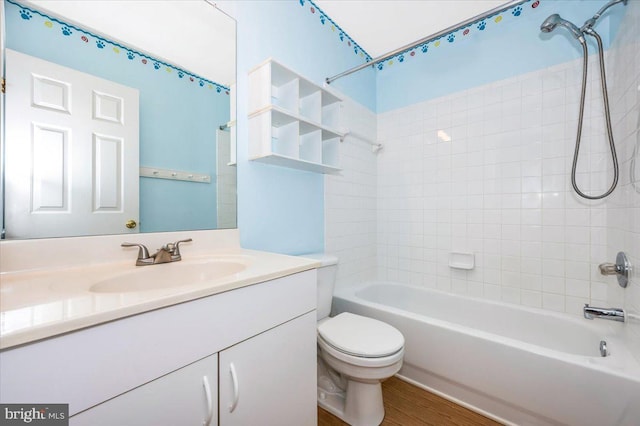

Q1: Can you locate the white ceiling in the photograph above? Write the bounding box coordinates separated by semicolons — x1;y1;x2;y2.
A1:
314;0;511;58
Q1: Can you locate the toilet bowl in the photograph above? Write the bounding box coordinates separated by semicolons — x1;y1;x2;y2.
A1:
301;253;405;426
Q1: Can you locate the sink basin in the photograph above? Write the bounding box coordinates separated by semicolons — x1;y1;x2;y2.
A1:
89;259;248;293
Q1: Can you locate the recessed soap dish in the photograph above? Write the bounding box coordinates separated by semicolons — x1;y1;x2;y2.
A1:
449;252;474;270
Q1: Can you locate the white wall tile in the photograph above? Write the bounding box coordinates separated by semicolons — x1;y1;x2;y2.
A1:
542;293;566;312
325;96;377;288
375;44;638;318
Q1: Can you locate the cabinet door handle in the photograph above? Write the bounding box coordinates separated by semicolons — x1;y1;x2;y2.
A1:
229;362;239;413
202;375;214;426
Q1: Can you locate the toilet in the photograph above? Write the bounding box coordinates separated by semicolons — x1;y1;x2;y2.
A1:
303;253;404;426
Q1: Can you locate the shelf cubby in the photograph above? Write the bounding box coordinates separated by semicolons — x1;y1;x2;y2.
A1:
299;91;321;123
322;137;340;168
299;130;322;164
248;59;344;174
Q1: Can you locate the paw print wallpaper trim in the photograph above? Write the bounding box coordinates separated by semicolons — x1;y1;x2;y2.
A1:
299;0;373;64
371;0;539;71
7;0;229;94
19;8;31;20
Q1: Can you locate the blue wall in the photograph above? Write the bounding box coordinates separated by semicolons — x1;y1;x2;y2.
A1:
5;0;230;232
376;0;625;112
234;0;375;254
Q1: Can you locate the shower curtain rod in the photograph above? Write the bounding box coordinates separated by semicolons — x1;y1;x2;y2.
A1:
326;0;529;85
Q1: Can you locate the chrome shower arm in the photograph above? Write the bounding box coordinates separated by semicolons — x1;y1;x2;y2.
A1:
583;0;628;30
594;0;628;19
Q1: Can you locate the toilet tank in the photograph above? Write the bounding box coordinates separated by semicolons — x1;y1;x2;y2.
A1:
299;253;338;320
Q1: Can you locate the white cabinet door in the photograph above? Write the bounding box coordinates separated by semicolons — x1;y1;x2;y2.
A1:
70;354;218;426
219;312;317;426
4;48;140;238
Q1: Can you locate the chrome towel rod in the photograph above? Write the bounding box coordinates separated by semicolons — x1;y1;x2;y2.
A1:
326;0;529;84
340;130;383;153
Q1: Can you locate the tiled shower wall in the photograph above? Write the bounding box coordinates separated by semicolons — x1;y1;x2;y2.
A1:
325;98;378;287
326;4;640;325
376;54;619;316
606;0;640;357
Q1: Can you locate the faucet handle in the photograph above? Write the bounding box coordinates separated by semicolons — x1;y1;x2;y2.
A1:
171;238;192;258
598;251;631;288
161;242;176;252
121;242;151;261
598;263;618;275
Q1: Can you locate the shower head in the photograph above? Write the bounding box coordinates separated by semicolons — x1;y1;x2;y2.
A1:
540;14;585;43
540;14;559;32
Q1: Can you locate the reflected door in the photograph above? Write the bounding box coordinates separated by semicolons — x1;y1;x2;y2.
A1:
4;49;140;238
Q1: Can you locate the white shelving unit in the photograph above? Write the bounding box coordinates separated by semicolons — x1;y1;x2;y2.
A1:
248;59;343;173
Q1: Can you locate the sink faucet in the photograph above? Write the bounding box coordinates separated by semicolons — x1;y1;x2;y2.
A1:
583;304;625;322
122;239;192;266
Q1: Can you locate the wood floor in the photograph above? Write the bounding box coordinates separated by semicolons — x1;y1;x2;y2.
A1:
318;376;502;426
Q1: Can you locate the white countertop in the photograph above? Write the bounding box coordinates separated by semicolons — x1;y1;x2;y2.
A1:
0;230;320;349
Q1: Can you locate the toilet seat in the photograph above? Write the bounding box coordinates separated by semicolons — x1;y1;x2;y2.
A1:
317;312;404;366
318;335;404;368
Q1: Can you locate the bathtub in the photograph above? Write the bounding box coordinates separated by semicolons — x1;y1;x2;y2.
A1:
332;282;640;426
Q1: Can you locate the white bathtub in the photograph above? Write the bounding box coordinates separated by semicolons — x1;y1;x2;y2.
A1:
332;282;640;426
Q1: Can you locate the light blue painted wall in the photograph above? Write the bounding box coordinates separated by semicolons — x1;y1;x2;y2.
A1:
376;0;625;112
4;0;230;232
233;0;375;254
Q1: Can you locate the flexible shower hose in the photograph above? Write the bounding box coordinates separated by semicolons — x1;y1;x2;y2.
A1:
571;29;619;200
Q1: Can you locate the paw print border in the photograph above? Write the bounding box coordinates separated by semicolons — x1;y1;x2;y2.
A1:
374;0;539;71
7;0;230;94
301;0;373;64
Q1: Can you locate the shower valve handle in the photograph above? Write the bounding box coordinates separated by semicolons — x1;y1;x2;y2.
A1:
598;263;618;275
598;252;631;288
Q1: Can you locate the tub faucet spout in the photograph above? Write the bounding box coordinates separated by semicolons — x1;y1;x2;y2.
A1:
583;304;625;322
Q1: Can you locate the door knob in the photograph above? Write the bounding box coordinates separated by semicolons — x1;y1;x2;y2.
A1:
125;219;137;229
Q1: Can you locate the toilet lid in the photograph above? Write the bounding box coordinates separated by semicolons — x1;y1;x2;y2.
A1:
317;312;404;358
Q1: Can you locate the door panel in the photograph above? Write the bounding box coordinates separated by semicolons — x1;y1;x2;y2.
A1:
31;123;69;211
93;133;123;211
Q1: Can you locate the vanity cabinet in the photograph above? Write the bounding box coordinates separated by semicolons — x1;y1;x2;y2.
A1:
0;270;317;426
71;354;219;426
71;312;317;426
220;312;316;425
248;59;343;173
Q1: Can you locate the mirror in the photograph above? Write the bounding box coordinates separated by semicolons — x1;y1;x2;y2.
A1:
0;0;237;239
